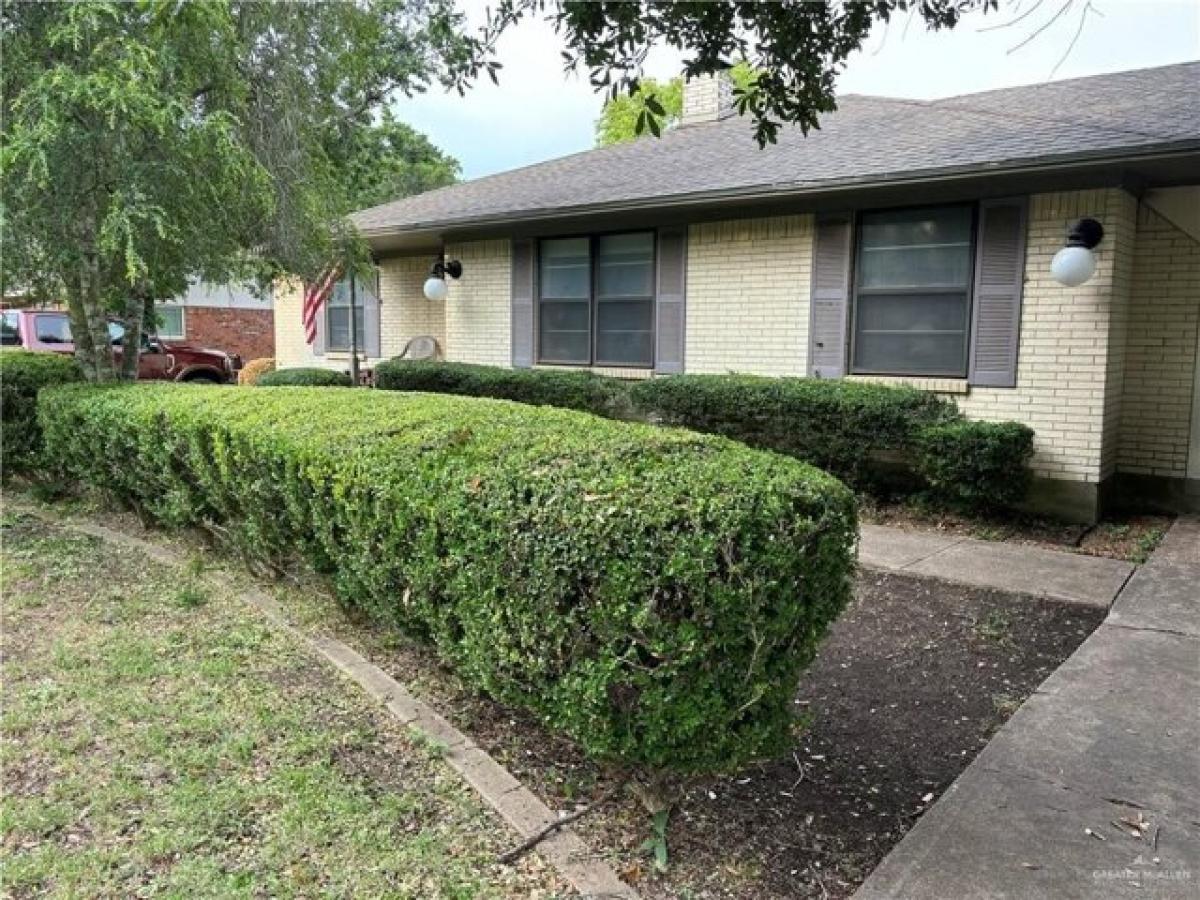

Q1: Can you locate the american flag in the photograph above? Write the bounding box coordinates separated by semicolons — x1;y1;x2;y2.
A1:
302;265;341;345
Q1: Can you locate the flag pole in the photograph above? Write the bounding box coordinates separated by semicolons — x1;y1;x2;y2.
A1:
348;272;360;385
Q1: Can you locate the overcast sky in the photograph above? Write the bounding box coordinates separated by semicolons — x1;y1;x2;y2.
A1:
395;0;1200;181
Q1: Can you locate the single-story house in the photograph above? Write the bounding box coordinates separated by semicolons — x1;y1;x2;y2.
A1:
275;62;1200;522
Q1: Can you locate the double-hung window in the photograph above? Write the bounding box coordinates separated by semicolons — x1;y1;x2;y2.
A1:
851;205;975;378
538;232;655;368
325;278;365;352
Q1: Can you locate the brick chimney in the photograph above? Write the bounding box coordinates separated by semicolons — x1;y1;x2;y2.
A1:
680;72;733;126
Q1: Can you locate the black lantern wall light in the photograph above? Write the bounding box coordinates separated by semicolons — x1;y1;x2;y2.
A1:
423;256;463;301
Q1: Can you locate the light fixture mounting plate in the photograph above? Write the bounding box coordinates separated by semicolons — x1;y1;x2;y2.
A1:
1068;217;1104;249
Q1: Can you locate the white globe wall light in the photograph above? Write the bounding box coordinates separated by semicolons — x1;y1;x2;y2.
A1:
423;257;463;301
1050;217;1104;287
423;275;449;302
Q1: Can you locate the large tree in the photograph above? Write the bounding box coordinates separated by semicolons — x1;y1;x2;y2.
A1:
0;0;486;381
334;109;461;211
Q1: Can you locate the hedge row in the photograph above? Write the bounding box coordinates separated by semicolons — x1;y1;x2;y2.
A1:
38;383;857;774
375;359;630;418
630;374;954;485
914;420;1034;508
374;360;1034;509
257;366;352;387
0;350;82;476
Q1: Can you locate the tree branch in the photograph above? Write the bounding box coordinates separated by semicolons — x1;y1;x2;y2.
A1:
1007;0;1075;55
496;779;627;865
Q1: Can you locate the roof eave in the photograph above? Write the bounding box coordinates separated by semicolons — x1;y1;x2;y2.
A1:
355;140;1200;246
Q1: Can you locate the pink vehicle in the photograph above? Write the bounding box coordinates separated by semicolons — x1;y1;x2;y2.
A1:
1;308;240;383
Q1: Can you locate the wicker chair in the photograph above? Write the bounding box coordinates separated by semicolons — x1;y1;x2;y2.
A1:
396;335;441;361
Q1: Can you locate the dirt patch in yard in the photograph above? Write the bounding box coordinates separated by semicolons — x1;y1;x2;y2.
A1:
861;498;1171;563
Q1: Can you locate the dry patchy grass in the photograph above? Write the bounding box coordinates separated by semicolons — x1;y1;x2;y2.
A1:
0;508;567;899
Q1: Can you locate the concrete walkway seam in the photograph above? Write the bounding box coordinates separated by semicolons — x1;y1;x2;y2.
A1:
9;502;640;900
857;524;1135;608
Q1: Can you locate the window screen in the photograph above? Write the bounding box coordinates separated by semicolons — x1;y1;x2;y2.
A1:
537;232;655;367
538;237;591;364
852;206;974;377
595;233;654;367
326;279;366;352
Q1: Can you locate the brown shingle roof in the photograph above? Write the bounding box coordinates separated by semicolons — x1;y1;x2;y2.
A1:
352;62;1200;235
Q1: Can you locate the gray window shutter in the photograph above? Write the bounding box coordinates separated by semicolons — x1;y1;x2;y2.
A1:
655;226;687;374
313;290;327;356
808;213;853;378
511;239;535;368
361;280;381;359
969;198;1027;387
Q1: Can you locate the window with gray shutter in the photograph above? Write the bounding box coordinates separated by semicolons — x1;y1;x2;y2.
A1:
968;198;1027;387
511;239;535;368
361;279;381;359
313;289;328;356
655;226;687;374
851;205;974;378
808;214;853;378
325;278;366;353
532;231;658;369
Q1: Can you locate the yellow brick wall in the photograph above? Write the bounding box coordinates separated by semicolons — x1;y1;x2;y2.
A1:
444;239;512;367
685;214;813;376
1118;203;1200;478
273;262;447;371
957;188;1136;483
378;255;446;360
272;192;1187;496
272;278;321;369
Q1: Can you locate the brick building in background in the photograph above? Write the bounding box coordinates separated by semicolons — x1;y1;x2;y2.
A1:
158;280;273;362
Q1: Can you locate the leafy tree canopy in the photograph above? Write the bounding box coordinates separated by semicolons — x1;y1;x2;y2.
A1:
1;0;484;380
334;109;461;211
595;61;757;147
495;0;998;146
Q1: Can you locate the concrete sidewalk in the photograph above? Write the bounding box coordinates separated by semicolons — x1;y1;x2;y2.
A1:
859;523;1135;608
855;517;1200;900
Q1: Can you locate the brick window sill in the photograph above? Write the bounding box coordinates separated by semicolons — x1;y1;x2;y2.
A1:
846;375;970;395
534;364;655;381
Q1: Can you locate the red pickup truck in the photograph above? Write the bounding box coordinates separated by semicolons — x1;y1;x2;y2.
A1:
1;308;240;383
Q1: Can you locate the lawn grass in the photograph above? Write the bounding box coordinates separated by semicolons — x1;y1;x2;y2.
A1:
0;508;566;899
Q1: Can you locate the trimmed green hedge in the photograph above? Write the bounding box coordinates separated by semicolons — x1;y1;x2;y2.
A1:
374;359;630;418
38;384;857;774
629;374;956;485
0;350;82;476
914;420;1035;510
257;367;353;387
373;360;1035;510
